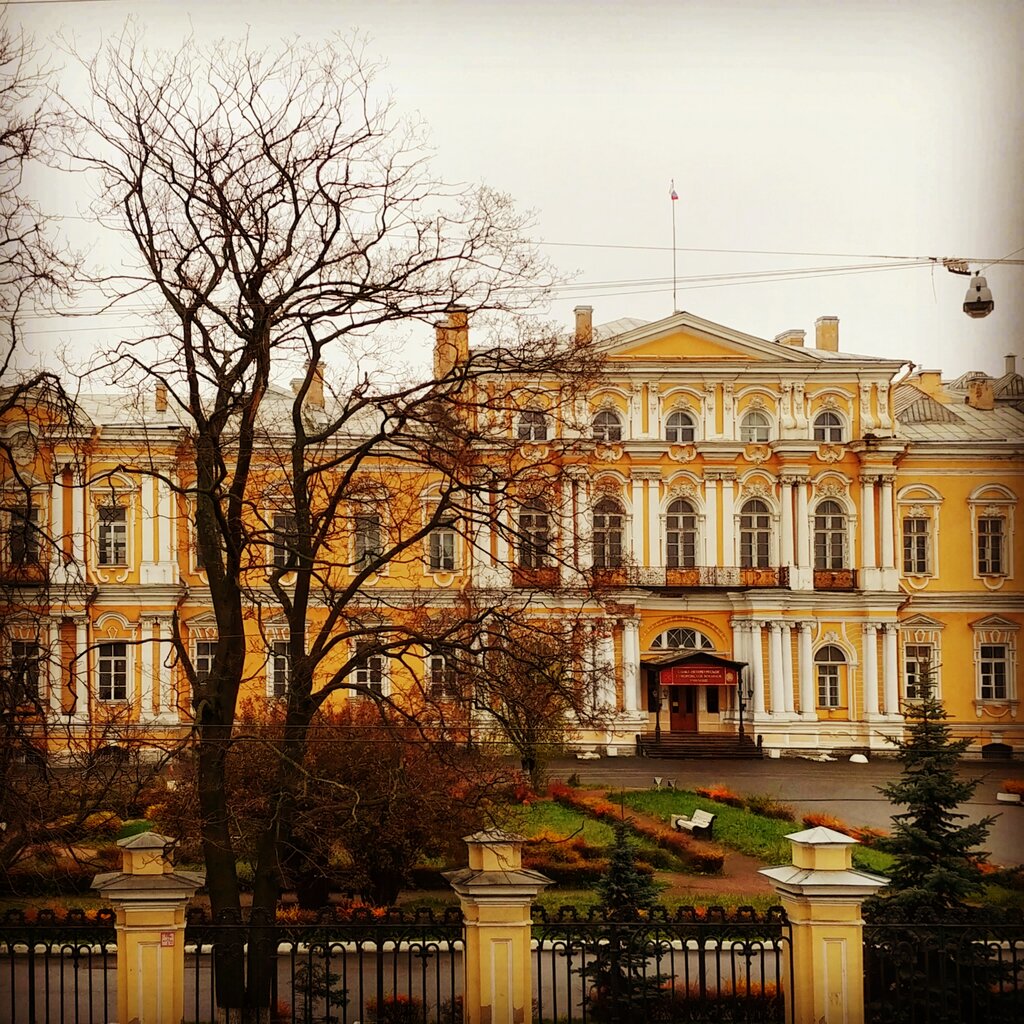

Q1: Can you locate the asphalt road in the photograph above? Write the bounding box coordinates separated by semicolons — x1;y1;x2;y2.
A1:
547;755;1024;867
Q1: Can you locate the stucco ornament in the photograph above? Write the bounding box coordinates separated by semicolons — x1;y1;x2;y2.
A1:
594;443;623;463
518;443;549;463
742;444;771;463
9;431;37;467
668;444;697;462
815;478;847;498
815;444;844;463
742;478;773;499
666;482;698;501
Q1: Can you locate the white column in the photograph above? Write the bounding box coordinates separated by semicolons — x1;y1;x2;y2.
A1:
46;620;62;714
781;622;795;714
704;477;718;567
720;474;736;567
646;479;660;568
860;475;877;569
703;384;717;440
140;619;155;721
50;470;65;571
750;621;766;717
768;622;786;716
621;617;640;713
495;500;510;567
795;480;810;567
882;623;900;717
862;622;880;719
72;619;88;723
155;617;176;722
141;477;155;564
798;621;815;719
157;478;174;563
596;625;617;709
880;475;895;570
630;475;644;563
575;476;592;571
780;478;794;567
583;623;598;710
629;383;643;438
71;474;85;565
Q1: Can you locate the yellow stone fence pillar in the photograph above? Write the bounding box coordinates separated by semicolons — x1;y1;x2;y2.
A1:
445;829;551;1024
760;826;888;1024
92;831;204;1024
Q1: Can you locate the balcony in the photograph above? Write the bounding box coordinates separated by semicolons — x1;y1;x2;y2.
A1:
511;566;561;589
591;565;790;590
813;568;858;591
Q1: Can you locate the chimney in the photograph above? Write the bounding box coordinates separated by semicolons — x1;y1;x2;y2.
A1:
433;307;470;378
307;360;324;409
154;383;168;412
966;379;995;410
574;305;593;344
815;316;839;352
915;370;943;396
774;329;805;348
1006;353;1018;376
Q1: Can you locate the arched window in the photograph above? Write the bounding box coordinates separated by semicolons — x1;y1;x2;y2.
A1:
517;502;551;568
739;499;771;568
814;644;846;708
592;409;623;443
813;411;844;443
592;497;625;568
651;628;714;651
665;410;696;443
814;499;847;569
740;410;771;443
665;498;697;568
517;408;548;442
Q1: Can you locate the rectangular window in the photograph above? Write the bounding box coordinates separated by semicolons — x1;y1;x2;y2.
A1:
429;527;456;571
271;640;290;698
979;644;1008;700
194;640;216;682
7;506;39;565
353;641;385;695
272;513;297;570
10;640;42;702
98;507;127;566
354;514;382;567
902;518;931;575
904;643;933;700
98;641;128;701
977;518;1004;575
816;665;840;708
428;654;459;698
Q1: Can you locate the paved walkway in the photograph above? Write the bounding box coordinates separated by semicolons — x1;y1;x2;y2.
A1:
549;755;1024;867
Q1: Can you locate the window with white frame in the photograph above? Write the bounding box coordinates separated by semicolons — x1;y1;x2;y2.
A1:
97;507;127;566
427;653;459;698
98;642;128;701
10;640;42;702
517;408;548;442
979;645;1008;700
665;499;697;568
517;502;551;568
352;640;386;695
813;500;847;570
592;497;625;568
5;504;40;566
272;512;297;570
354;513;382;568
739;499;771;569
194;640;216;682
651;628;714;651
429;525;457;571
971;616;1017;703
903;643;934;700
270;640;290;698
592;409;623;443
665;410;696;443
902;516;931;575
740;410;771;443
814;644;845;708
977;517;1005;575
812;411;844;443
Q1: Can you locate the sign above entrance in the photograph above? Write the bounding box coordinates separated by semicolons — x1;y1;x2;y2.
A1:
660;664;737;687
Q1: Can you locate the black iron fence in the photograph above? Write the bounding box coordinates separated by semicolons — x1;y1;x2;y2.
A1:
865;915;1024;1024
0;908;116;1024
531;904;793;1024
184;906;464;1024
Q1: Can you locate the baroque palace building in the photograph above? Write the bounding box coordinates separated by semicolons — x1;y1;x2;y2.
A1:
2;306;1022;759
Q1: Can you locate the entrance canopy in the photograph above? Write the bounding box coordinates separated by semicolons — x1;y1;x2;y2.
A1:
641;650;747;687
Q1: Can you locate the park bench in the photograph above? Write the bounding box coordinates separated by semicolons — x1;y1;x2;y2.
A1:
672;808;716;838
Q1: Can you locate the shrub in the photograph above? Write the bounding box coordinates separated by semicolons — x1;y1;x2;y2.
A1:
365;994;424;1024
1001;779;1024;796
801;811;851;834
693;784;745;808
745;794;796;821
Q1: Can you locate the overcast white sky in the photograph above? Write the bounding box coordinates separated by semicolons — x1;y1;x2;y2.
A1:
11;0;1024;378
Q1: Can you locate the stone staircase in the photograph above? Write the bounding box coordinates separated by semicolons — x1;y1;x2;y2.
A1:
636;732;762;759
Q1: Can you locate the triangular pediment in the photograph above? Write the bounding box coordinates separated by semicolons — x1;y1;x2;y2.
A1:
969;614;1020;631
899;614;945;630
597;311;819;365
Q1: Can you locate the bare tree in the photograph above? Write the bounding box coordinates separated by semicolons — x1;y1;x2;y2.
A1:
70;30;599;1019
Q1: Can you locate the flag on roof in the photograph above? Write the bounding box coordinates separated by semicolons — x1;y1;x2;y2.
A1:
669;180;678;201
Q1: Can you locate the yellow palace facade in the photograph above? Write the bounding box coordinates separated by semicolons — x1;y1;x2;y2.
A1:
3;307;1022;759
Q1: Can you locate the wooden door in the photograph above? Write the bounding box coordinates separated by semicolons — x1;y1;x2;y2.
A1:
668;686;698;732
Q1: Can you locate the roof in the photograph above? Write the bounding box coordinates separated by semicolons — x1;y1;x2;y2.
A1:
897;397;1024;443
641;649;747;671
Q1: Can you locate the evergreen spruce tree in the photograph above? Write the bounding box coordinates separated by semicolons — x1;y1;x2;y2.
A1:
597;820;660;919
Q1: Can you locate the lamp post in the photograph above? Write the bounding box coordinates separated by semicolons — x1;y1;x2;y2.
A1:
653;669;663;743
737;669;752;744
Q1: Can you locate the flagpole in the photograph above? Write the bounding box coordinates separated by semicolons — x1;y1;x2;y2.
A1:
670;179;678;312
